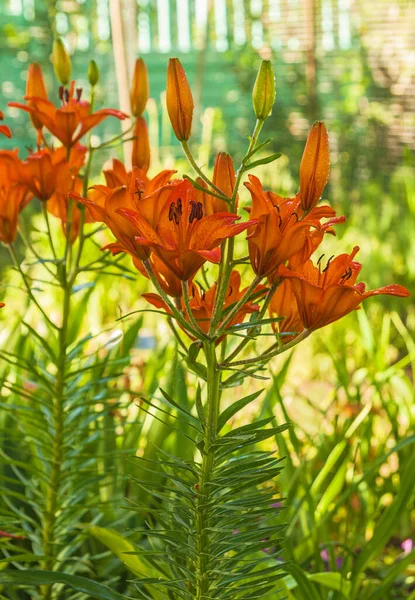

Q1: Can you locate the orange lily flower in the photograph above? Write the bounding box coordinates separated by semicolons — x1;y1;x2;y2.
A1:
9;81;127;148
299;121;330;212
118;180;255;281
269;279;303;342
279;247;410;331
245;174;338;279
0;110;11;138
73;185;151;261
144;270;262;338
287;214;346;270
0;150;31;243
72;165;175;256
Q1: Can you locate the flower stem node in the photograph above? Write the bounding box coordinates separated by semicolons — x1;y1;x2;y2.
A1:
252;60;276;121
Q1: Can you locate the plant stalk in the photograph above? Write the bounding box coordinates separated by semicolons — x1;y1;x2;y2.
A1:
195;342;221;599
41;279;71;600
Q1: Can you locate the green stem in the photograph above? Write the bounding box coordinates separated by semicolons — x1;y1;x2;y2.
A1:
42;203;57;260
208;120;264;335
41;280;71;600
7;244;57;329
225;281;278;363
217;275;261;333
181;280;208;339
143;259;203;339
195;342;221;600
181;140;228;199
221;328;311;369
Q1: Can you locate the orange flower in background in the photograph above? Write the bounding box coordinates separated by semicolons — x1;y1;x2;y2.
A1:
0;110;11;138
21;150;56;201
131;117;150;172
299;121;330;212
166;58;194;141
118;180;255;281
245;174;338;279
0;151;31;243
102;159;175;204
279;247;410;331
269;279;303;342
25;63;48;142
144;270;263;338
47;144;93;241
9;81;127;148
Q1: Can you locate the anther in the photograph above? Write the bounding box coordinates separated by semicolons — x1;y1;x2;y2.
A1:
59;86;64;102
64;89;70;102
322;255;335;273
76;88;83;101
168;202;180;225
189;200;203;224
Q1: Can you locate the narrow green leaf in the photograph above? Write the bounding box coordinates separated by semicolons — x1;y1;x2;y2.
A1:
218;390;264;432
245;153;282;169
0;570;128;600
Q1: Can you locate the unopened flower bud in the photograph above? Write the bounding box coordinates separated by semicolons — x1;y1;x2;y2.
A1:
131;117;150;172
26;63;48;131
130;58;149;117
52;38;72;86
299;121;330;212
166;58;194;141
88;60;100;87
212;152;236;212
252;60;276;121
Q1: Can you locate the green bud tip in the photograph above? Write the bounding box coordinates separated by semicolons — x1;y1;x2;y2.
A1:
88;60;100;87
52;37;72;86
252;60;276;121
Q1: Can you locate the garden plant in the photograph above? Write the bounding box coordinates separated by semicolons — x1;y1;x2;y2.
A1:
0;39;413;600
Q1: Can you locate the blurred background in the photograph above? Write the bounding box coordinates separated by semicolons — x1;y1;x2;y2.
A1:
1;3;415;594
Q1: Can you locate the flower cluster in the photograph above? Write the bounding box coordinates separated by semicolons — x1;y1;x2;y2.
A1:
0;51;409;349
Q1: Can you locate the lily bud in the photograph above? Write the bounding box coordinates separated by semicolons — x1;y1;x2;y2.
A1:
212;152;236;212
88;60;100;87
299;121;330;212
252;60;275;121
26;63;48;131
130;58;149;117
52;38;72;86
166;58;194;141
131;117;150;172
